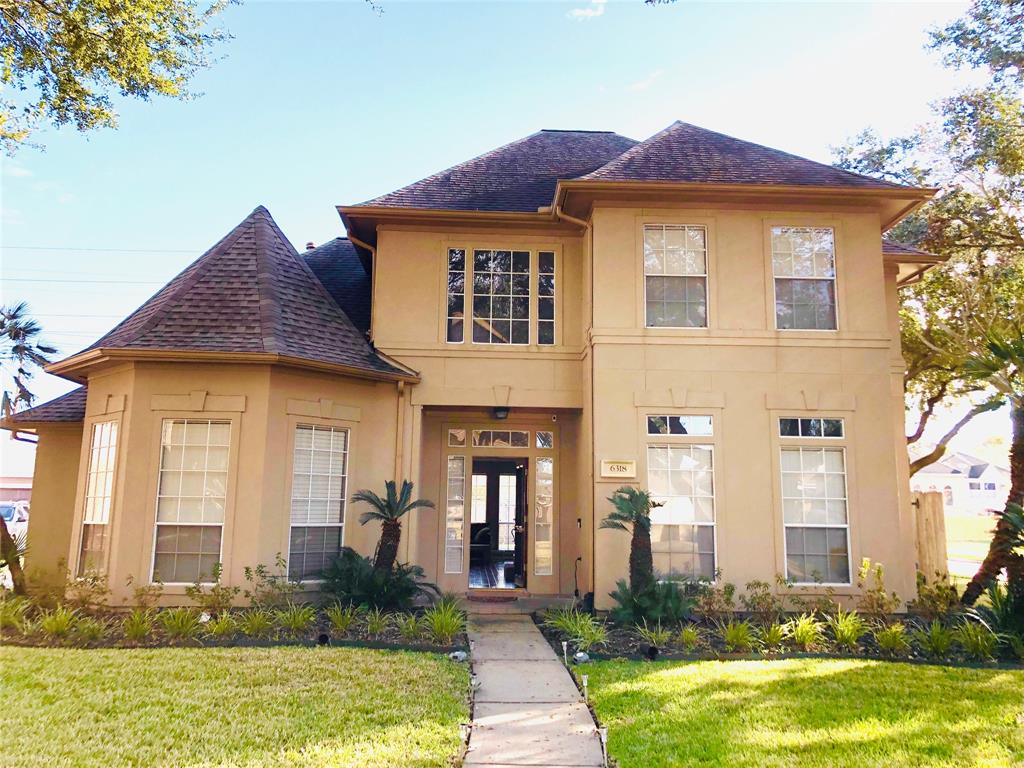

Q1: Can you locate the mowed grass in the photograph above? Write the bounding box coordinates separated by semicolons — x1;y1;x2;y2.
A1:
583;658;1024;768
945;511;997;564
0;646;469;768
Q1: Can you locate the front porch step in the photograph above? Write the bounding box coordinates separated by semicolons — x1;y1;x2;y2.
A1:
463;593;576;614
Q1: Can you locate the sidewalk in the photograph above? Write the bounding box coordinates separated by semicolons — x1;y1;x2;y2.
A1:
465;614;604;768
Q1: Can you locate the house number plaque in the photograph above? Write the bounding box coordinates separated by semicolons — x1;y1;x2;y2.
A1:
600;460;636;479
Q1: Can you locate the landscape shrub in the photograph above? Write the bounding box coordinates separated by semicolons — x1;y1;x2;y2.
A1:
123;575;164;609
855;559;902;618
635;619;673;648
786;613;825;652
364;606;390;637
205;613;237;639
158;607;202;642
718;618;755;653
873;622;911;657
321;547;437;610
608;579;695;626
184;563;240;615
325;603;359;635
694;578;736;623
909;572;961;620
955;620;999;661
243;555;301;608
64;574;110;614
544;607;609;651
396;613;423;641
72;616;107;645
757;621;787;653
677;625;704;653
740;580;784;624
421;602;465;645
0;595;31;630
122;609;154;643
37;606;78;640
826;607;868;651
237;609;275;638
275;603;317;637
913;620;956;659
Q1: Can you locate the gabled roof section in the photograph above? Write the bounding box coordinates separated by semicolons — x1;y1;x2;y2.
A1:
882;239;938;259
4;386;86;426
302;238;371;334
356;129;638;212
578;121;911;189
69;207;411;380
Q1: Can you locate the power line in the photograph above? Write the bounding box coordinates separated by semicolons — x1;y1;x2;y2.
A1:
1;245;198;253
1;278;164;285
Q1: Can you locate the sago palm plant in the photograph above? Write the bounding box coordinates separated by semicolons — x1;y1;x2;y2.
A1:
600;486;661;592
352;480;435;571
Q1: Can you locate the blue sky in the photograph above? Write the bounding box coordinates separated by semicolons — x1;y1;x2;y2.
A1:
4;0;1009;473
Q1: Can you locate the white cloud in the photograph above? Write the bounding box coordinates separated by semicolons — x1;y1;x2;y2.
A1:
567;0;606;21
2;163;32;178
629;69;665;91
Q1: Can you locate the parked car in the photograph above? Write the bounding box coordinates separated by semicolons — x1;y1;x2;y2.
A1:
0;502;29;541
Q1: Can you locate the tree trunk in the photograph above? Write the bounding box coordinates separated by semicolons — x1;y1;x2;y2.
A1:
0;516;27;595
629;523;654;592
962;403;1024;605
909;401;1000;476
373;519;402;571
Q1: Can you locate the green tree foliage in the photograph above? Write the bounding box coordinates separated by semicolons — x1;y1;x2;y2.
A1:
600;486;658;592
352;480;435;572
0;0;233;152
930;0;1024;84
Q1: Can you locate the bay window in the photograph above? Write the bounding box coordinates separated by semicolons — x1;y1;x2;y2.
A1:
78;421;118;576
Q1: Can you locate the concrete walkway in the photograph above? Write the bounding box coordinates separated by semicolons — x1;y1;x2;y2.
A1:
465;614;604;768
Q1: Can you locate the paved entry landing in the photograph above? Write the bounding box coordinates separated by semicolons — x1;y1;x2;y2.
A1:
466;614;604;767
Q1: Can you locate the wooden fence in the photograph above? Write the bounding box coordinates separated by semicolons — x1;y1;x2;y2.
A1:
912;491;949;577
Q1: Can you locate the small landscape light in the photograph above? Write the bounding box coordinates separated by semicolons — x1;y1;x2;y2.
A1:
459;723;471;743
561;640;568;665
599;726;609;767
581;673;589;701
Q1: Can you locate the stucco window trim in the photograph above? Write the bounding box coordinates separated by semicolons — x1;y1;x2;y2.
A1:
769;410;858;589
282;413;358;586
763;219;846;335
70;415;124;579
143;411;242;588
638;408;723;584
635;216;717;334
437;241;563;349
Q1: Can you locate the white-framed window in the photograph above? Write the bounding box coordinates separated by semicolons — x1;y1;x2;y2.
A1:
535;457;554;575
472;430;530;448
647;415;713;437
779;417;844;438
289;424;348;581
647;443;716;580
644;224;708;328
984;482;997;491
969;481;981;491
781;445;850;584
771;226;837;330
152;419;230;584
78;421;118;576
445;456;467;574
446;248;466;343
536;430;554;449
538;251;556;345
472;249;531;344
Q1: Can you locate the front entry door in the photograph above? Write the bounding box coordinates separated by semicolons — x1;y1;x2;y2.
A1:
471;458;527;589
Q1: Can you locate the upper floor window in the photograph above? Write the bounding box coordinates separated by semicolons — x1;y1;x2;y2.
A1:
538;251;555;345
473;249;530;344
644;224;707;328
771;226;837;330
446;249;466;343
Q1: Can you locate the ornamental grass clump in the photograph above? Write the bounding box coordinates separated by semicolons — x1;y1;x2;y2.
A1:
364;606;390;637
325;603;359;635
37;606;78;641
275;603;317;637
238;609;275;639
205;613;237;640
786;613;825;652
396;613;423;641
422;602;465;645
635;619;673;649
0;595;31;631
719;618;755;653
677;625;704;653
72;616;107;645
912;620;956;659
826;607;868;652
158;607;202;642
543;607;608;652
955;620;999;661
873;621;911;657
122;608;154;644
757;621;787;653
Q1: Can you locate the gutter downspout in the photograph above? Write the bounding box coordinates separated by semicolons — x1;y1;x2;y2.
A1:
554;206;589;230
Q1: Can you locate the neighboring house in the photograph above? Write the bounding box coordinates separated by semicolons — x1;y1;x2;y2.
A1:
3;121;943;608
911;448;1011;516
0;475;32;504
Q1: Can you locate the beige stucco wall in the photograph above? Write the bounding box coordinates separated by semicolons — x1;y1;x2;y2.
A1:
588;205;916;607
23;424;82;583
56;361;400;604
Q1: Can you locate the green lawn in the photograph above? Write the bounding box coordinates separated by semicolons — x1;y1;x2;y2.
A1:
945;512;997;564
0;646;469;768
583;658;1024;768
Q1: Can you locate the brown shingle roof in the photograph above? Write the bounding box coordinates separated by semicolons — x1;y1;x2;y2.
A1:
7;387;86;424
578;121;909;189
302;238;371;334
357;130;638;212
82;207;409;378
882;239;938;259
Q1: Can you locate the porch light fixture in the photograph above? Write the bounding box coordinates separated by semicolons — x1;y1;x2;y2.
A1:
493;406;510;420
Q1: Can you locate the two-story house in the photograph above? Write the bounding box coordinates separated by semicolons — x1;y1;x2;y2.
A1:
5;121;941;607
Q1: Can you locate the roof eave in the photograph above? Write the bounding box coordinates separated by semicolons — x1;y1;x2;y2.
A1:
46;348;420;385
